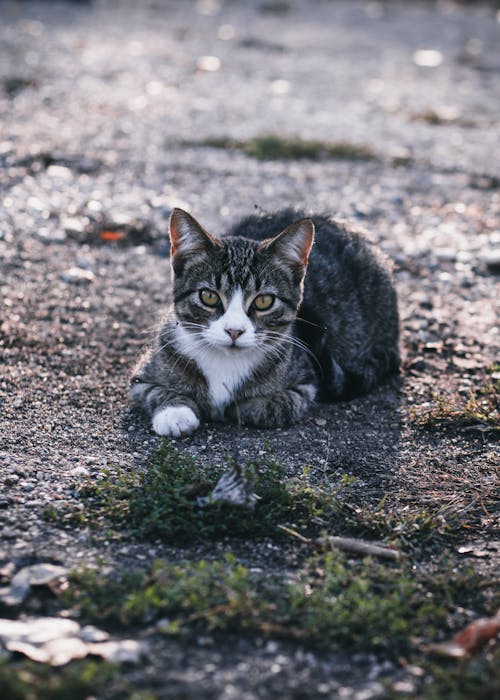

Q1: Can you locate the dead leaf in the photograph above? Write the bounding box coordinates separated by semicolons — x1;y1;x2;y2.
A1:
100;230;126;242
429;610;500;657
0;616;145;666
8;636;88;665
0;564;67;607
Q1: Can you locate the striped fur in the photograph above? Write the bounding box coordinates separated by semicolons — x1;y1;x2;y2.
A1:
131;208;399;436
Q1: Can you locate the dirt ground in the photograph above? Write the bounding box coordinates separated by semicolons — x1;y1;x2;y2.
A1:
0;1;499;698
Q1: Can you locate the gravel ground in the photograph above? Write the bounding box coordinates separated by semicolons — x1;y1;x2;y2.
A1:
0;0;499;698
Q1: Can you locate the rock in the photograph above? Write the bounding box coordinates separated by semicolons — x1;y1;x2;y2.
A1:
0;617;145;666
481;249;500;273
61;267;96;284
0;563;68;606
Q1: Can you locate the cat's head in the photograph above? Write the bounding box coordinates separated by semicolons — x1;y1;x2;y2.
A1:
168;208;314;353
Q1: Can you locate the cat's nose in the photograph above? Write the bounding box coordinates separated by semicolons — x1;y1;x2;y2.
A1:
225;328;245;342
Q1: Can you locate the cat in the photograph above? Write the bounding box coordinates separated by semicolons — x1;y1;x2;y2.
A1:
130;208;400;437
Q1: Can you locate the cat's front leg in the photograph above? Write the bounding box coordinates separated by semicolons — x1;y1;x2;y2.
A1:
130;379;200;437
152;405;200;437
226;383;316;428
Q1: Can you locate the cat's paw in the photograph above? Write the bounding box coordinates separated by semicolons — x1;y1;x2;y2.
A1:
152;406;200;437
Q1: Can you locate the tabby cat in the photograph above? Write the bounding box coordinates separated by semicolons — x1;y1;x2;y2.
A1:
131;208;399;436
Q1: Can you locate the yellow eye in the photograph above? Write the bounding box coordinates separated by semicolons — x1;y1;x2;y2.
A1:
253;294;275;311
199;289;220;307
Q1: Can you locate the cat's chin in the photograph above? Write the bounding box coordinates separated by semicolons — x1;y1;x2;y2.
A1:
215;342;255;354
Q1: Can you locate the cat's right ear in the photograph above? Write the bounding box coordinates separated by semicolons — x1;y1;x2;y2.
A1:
169;208;224;256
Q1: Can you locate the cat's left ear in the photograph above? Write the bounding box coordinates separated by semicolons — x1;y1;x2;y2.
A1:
259;219;315;267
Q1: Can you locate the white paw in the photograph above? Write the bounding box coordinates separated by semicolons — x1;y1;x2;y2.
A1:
152;406;200;437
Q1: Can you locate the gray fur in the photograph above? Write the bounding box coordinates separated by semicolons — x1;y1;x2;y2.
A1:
131;208;399;432
229;210;400;399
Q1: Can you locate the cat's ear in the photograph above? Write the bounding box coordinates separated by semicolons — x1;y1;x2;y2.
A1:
169;208;223;256
259;219;315;267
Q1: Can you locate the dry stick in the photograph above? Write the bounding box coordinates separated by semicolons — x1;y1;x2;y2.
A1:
278;525;401;561
320;535;401;561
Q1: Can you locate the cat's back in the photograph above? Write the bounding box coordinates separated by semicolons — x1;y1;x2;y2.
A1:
228;209;399;399
227;209;373;256
227;209;388;282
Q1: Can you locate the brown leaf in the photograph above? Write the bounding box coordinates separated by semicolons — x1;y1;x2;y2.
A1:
429;610;500;657
100;230;125;241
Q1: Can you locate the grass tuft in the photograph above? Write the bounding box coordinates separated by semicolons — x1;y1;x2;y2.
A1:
47;445;353;543
45;443;491;547
410;381;499;436
63;550;496;656
0;658;117;700
185;135;378;162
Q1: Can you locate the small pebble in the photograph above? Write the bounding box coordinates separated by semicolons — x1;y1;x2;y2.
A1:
61;267;95;284
68;466;90;477
482;249;500;272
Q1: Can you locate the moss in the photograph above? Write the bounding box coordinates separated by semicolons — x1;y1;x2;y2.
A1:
63;550;495;656
46;442;487;547
47;444;355;543
186;135;378;162
0;658;117;700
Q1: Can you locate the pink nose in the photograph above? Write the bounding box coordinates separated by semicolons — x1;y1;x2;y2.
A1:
225;328;245;342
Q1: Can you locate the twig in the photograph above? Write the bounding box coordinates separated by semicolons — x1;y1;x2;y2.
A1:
278;525;401;561
277;524;319;548
319;535;401;561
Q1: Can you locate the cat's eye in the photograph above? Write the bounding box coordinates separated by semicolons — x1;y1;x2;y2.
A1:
253;294;275;311
199;289;220;307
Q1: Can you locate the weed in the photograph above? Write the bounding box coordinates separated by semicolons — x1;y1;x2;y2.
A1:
63;550;495;656
0;658;117;700
48;445;353;543
410;377;499;436
46;442;486;547
185;135;378;162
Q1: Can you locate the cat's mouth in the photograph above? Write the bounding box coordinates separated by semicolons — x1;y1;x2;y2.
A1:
217;339;255;353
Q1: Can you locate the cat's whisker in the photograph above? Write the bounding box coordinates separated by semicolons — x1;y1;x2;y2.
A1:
262;330;323;371
179;321;209;332
295;316;327;330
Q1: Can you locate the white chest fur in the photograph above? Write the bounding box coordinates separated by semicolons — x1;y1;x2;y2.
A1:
196;347;257;409
174;323;258;410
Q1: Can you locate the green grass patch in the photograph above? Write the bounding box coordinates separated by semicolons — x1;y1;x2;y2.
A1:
46;445;354;543
45;443;487;547
185;134;378;162
0;658;118;700
63;550;495;657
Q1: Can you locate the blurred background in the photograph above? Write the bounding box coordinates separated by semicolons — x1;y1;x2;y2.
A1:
1;0;499;244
